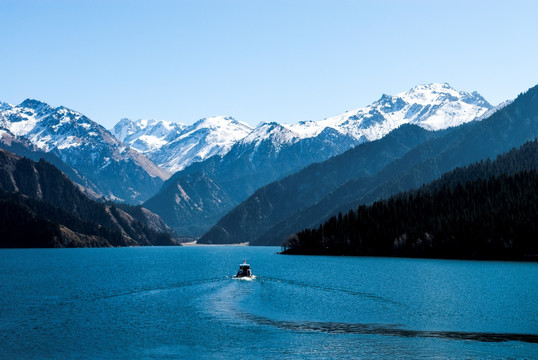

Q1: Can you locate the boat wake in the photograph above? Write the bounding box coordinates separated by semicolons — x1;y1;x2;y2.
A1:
203;276;538;345
238;312;538;344
232;275;257;281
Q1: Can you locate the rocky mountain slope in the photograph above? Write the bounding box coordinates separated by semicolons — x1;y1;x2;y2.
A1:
146;83;492;237
112;116;253;173
198;124;446;244
224;84;537;246
284;140;538;260
0;100;169;203
0;149;176;247
114;83;491;174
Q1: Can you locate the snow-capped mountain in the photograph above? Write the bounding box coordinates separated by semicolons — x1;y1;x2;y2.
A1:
0;99;169;203
111;118;186;154
114;83;491;176
143;121;358;236
154;116;254;173
144;83;494;236
218;82;492;166
233;122;298;158
112;116;253;173
285;82;492;142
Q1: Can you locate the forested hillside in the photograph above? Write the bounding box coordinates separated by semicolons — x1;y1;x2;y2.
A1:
283;141;538;260
255;84;538;245
199;125;444;244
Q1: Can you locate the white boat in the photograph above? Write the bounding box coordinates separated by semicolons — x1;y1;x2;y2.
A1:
233;261;253;279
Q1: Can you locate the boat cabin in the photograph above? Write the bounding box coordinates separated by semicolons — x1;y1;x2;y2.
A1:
236;263;252;277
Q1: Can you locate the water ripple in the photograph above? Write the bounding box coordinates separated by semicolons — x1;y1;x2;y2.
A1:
58;277;227;304
260;276;402;306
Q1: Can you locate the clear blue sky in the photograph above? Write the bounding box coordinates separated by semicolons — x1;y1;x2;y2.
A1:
2;0;537;128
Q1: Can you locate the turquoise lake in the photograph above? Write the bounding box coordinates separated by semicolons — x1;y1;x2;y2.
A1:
1;246;537;359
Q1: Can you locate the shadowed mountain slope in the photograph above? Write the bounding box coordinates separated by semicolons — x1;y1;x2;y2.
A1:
0;149;177;248
283;140;538;260
254;84;538;245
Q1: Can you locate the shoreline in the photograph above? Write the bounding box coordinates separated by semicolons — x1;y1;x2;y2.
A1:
181;241;250;246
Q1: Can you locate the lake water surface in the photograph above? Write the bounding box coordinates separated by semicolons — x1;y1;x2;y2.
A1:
1;246;537;359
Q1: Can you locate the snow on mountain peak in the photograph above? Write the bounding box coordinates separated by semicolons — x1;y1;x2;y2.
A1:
111;118;186;154
108;83;493;174
19;98;51;111
111;118;138;142
111;115;254;173
133;83;493;172
285;83;492;143
193;115;235;127
0;102;12;111
184;116;253;141
397;83;464;106
0;99;170;193
241;122;297;146
0;100;83;143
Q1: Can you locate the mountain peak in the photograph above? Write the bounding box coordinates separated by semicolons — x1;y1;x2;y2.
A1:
401;82;458;100
111;118;139;142
118;117;136;126
19;98;50;111
391;83;491;110
0;102;12;111
240;121;297;148
245;122;287;136
134;118;161;129
118;115;253;173
0;98;169;203
409;82;452;92
192;116;246;129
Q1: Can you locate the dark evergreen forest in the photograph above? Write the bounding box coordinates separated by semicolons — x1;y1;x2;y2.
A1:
283;141;538;260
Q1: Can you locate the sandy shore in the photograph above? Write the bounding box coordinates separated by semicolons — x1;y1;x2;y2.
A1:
181;241;249;246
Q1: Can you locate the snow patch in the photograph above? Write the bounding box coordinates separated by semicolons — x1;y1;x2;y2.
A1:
57;136;82;149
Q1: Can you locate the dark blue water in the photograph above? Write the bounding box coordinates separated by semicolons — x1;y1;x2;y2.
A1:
1;247;537;359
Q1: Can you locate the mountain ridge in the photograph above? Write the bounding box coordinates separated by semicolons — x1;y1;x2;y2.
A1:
251;84;538;245
198;124;447;244
112;115;254;173
112;83;492;174
0;99;168;203
283;140;538;260
144;83;494;237
0;148;177;247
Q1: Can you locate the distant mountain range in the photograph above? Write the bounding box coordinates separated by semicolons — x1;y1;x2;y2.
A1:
112;83;491;174
111;116;253;173
142;122;359;235
198;124;446;244
140;83;493;236
1;82;516;248
199;84;537;246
